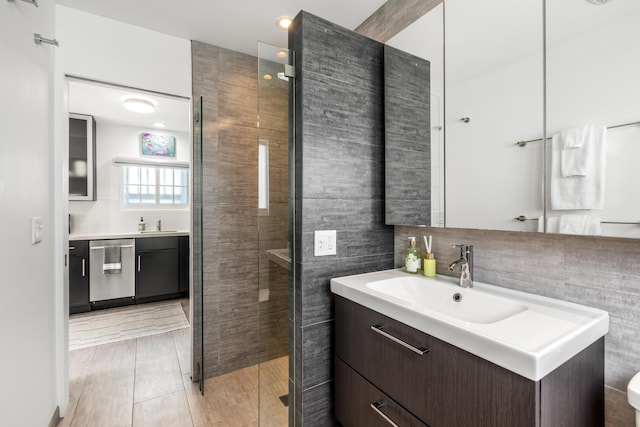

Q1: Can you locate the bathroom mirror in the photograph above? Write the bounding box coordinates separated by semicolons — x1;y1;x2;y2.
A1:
545;0;640;239
390;0;640;239
443;0;544;232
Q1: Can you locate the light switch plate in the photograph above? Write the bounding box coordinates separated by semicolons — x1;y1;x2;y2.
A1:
32;217;44;245
314;230;336;256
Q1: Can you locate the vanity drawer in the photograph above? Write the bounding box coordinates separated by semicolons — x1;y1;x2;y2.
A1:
335;296;538;427
335;296;434;420
336;357;428;427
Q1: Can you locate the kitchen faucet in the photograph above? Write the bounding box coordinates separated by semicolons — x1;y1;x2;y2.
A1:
448;244;473;288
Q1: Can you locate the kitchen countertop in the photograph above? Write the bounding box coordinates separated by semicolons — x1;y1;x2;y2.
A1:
69;230;190;241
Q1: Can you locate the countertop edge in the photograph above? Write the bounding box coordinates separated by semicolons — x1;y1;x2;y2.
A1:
70;231;190;241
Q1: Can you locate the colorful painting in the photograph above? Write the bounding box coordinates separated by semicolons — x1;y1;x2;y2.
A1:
141;133;176;157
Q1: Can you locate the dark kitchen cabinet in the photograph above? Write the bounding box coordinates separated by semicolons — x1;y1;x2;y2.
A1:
68;113;96;201
69;240;91;314
335;296;604;427
135;236;180;302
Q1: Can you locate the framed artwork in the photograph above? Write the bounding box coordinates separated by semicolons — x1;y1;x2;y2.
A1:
141;133;176;157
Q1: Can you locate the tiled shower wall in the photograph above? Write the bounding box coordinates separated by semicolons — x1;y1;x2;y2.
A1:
191;41;288;380
289;11;395;426
395;226;638;427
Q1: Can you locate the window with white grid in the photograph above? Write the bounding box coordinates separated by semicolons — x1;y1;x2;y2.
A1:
124;165;188;207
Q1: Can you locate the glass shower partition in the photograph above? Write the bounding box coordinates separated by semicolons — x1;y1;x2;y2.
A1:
257;42;294;426
192;96;205;392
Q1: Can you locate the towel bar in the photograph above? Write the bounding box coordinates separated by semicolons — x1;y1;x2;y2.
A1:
516;120;640;147
515;215;638;225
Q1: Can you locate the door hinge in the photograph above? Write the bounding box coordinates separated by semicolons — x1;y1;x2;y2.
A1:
284;64;296;79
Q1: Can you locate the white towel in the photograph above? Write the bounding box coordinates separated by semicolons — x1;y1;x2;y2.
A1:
550;126;607;210
537;216;559;233
558;215;601;235
560;127;586;149
561;126;589;177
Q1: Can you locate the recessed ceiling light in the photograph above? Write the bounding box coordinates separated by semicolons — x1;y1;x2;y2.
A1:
153;122;166;128
263;74;273;80
277;51;288;59
277;16;292;30
121;95;156;113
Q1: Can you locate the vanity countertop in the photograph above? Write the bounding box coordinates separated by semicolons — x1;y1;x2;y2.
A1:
331;269;609;381
69;230;190;241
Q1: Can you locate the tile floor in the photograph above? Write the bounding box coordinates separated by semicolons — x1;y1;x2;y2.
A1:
61;301;289;426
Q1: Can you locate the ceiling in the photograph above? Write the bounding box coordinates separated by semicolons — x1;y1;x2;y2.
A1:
55;0;387;57
69;80;191;133
60;0;386;132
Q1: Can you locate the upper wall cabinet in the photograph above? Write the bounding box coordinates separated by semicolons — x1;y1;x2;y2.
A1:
384;45;431;225
69;113;96;201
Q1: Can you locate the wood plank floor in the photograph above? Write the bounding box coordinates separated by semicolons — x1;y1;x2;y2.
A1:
62;302;289;427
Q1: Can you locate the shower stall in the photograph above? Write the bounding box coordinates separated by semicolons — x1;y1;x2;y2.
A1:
191;40;294;425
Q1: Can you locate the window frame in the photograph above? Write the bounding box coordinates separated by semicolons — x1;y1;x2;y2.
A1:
123;164;189;209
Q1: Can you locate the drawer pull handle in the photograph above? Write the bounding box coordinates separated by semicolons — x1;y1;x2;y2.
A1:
370;401;399;427
370;325;429;355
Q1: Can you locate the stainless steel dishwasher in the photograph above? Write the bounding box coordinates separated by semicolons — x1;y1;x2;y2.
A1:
89;239;135;302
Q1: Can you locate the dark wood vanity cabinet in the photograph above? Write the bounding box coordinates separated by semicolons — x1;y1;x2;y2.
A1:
69;240;91;314
335;296;604;427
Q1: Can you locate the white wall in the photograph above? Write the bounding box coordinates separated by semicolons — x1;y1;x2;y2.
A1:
0;0;58;425
54;5;192;416
69;123;190;235
56;5;191;97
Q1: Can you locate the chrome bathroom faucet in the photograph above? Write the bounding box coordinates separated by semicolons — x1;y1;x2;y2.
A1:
448;244;473;288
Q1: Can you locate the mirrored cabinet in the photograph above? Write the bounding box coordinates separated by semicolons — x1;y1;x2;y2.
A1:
69;113;96;201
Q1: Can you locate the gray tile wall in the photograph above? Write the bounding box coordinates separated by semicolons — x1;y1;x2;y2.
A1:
192;41;288;380
384;45;431;225
395;226;640;427
289;11;395;426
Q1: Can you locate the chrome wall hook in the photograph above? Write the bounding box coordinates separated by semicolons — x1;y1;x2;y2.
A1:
34;33;59;47
8;0;38;7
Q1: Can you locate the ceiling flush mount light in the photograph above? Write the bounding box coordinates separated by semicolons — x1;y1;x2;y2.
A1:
277;16;292;30
277;51;288;59
121;95;156;113
153;122;166;128
263;74;273;80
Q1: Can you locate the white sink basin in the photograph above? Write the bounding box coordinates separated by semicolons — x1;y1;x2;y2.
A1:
331;269;609;381
367;276;527;324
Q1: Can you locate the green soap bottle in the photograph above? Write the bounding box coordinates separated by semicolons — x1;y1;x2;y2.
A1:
405;237;422;274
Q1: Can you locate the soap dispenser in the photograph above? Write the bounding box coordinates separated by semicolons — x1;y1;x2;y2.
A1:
138;217;146;232
405;237;422;274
